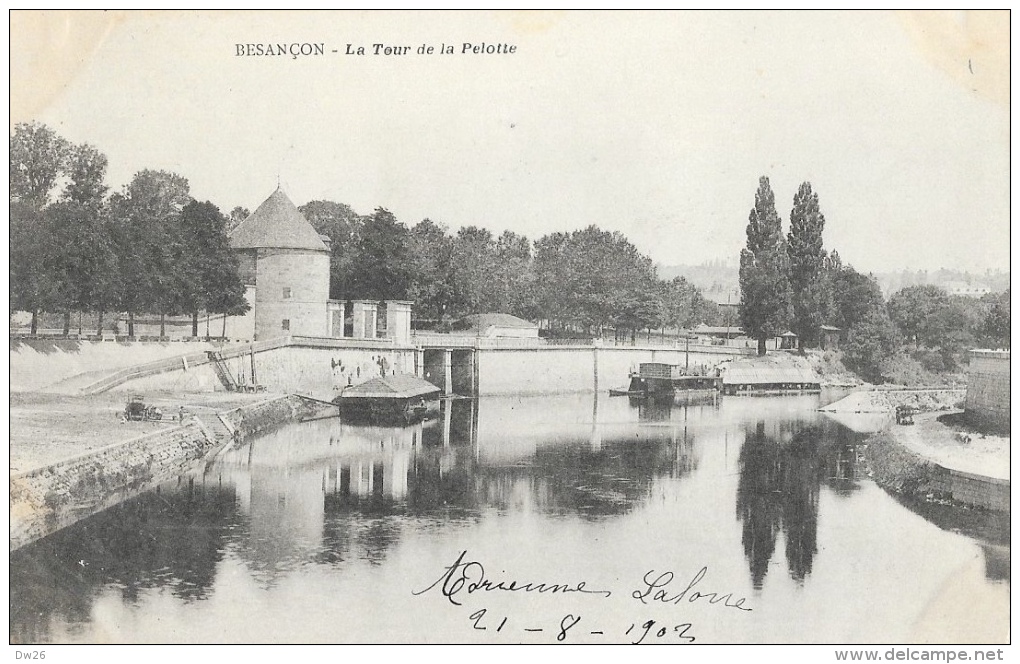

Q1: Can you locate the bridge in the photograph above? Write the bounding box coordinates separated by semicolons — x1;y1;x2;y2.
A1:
409;333;754;397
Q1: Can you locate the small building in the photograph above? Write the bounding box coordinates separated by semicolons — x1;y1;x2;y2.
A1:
945;281;992;298
455;313;540;338
721;359;820;395
778;331;798;350
335;374;441;424
820;325;841;351
694;325;744;339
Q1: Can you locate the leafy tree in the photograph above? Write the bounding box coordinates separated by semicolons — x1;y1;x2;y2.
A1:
887;285;983;372
108;170;192;336
739;176;791;355
841;307;900;383
786;182;828;350
10;202;59;333
347;207;411;300
61;143;109;206
178;201;248;336
608;237;660;340
45;201;120;335
887;285;951;349
227;206;250;230
533;232;572;329
300;200;363;300
449;226;498;315
982;289;1010;349
10;122;68;208
660;276;716;331
493;230;536;318
406;219;455;321
830;266;885;333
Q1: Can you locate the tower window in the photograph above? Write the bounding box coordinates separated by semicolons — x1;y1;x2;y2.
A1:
282;319;290;331
282;287;292;299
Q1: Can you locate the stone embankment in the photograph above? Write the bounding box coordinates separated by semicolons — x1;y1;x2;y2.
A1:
819;387;965;414
863;412;1009;513
9;394;324;552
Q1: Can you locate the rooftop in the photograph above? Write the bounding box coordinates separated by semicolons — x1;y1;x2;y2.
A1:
229;188;329;253
338;374;441;400
722;358;820;386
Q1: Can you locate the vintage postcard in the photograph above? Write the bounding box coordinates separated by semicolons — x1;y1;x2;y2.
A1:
8;10;1010;656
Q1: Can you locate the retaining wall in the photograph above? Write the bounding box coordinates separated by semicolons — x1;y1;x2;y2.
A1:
965;350;1010;433
865;431;1009;512
9;394;319;551
10;421;220;551
474;345;741;395
10;338;219;392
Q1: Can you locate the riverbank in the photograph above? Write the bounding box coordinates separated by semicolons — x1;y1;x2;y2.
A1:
9;391;288;473
819;387;965;413
863;410;1009;513
9;392;330;551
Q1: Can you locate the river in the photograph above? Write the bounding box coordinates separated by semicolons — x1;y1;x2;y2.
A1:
9;393;1009;644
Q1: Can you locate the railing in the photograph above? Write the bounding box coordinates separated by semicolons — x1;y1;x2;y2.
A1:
412;333;484;348
81;337;291;394
410;333;757;354
78;335;403;394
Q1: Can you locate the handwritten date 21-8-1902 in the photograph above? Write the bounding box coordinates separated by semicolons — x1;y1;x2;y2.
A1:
412;550;752;643
467;608;697;644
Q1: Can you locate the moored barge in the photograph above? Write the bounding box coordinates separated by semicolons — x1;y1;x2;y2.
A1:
335;374;441;424
610;362;722;399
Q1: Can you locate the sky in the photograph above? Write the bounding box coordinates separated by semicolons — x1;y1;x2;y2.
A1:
11;10;1011;274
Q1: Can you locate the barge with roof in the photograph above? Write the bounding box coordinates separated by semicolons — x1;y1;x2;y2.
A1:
334;374;441;424
610;362;722;401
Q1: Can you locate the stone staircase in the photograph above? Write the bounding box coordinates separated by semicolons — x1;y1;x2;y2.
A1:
193;412;237;448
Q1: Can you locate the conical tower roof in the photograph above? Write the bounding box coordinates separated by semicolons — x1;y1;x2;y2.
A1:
229;188;329;253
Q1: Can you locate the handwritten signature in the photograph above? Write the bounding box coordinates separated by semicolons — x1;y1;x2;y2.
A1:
632;567;752;612
412;550;613;606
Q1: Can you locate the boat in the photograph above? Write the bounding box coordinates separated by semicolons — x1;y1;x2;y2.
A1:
610;362;722;400
334;374;442;425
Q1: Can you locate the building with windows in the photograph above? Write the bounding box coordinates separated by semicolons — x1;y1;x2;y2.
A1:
224;188;411;343
227;188;332;340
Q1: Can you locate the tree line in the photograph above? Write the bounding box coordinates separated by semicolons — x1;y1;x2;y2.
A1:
737;176;1009;381
10;122;723;340
10;122;248;336
300;202;724;338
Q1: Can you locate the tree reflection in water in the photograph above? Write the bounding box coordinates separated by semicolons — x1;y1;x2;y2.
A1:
736;420;823;589
9;478;241;642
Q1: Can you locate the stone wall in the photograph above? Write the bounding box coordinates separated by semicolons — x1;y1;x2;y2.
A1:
97;339;415;397
865;430;1009;512
10;420;220;551
474;345;742;395
254;344;415;397
9;394;321;551
965;350;1010;433
10;338;220;392
254;248;330;340
219;393;321;438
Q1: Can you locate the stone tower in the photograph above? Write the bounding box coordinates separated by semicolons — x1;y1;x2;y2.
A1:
229;188;330;340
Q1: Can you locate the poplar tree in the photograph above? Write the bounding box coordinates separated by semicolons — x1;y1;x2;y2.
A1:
739;176;791;355
786;182;827;350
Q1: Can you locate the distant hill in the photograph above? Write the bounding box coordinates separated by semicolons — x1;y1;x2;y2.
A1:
658;260;739;303
659;261;1009;301
869;269;1010;297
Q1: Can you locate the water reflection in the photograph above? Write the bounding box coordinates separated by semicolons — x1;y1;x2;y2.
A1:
10;479;242;642
9;393;1009;644
735;417;875;589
